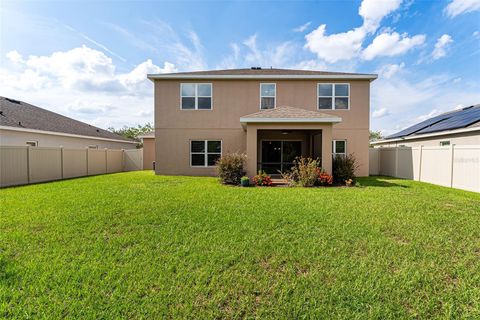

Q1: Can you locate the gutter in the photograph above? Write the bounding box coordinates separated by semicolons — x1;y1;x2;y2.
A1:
148;74;378;81
0;125;138;144
371;126;480;145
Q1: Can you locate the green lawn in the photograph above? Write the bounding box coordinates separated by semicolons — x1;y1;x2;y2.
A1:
1;172;479;319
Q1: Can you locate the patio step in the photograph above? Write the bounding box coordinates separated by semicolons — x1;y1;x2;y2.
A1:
271;178;288;186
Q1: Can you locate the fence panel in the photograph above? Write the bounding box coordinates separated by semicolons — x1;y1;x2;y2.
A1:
370;145;480;193
29;147;62;183
0;146;29;187
63;148;88;179
421;147;451;187
106;149;123;173
124;149;143;171
369;148;380;175
452;146;480;192
379;148;397;177
88;149;107;176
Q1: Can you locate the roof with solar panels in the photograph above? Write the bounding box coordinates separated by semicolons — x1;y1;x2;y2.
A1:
371;104;480;144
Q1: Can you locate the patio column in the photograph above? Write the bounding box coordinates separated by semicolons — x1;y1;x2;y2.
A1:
322;126;333;174
246;125;257;177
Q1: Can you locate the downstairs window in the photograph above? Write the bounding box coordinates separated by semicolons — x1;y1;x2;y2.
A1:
190;140;222;167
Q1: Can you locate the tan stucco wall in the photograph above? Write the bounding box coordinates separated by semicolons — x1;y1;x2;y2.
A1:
154;79;371;177
374;131;480;148
0;129;136;149
142;137;155;170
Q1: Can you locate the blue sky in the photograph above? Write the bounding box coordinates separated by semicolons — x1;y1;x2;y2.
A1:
1;0;479;134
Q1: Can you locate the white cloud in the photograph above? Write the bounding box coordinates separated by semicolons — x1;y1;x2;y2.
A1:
376;62;405;79
6;50;24;63
305;0;404;62
0;46;175;128
432;34;453;60
372;107;389;118
305;25;366;63
359;0;403;32
445;0;480;17
362;32;425;60
293;22;311;33
474;31;480;38
453;77;462;83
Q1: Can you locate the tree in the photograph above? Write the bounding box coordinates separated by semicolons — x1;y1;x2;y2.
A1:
369;130;383;142
108;123;153;147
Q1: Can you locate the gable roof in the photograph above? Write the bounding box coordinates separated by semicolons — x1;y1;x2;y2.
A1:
240;106;342;124
0;96;135;143
385;104;480;140
148;68;377;81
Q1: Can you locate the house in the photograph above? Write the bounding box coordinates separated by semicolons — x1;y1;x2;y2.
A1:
371;104;480;148
147;68;377;177
0;96;137;149
138;131;155;169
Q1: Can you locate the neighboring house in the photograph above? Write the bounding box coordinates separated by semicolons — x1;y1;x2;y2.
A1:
148;68;377;177
372;104;480;148
0;97;137;149
138;131;155;170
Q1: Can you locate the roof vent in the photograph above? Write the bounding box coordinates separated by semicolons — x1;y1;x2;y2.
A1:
462;105;474;110
96;129;100;132
251;67;262;70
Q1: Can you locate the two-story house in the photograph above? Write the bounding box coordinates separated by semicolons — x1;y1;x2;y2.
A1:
148;68;377;177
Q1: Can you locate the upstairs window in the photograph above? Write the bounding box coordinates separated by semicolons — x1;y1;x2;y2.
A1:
181;83;212;110
318;83;350;110
260;83;276;109
332;140;346;157
190;140;222;167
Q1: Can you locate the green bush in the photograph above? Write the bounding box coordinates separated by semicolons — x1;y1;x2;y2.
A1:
216;153;246;185
333;153;359;184
288;157;321;187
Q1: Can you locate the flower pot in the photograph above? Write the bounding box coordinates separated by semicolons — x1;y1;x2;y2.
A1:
241;179;250;187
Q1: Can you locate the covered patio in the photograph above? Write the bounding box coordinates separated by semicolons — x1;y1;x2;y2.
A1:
240;106;342;177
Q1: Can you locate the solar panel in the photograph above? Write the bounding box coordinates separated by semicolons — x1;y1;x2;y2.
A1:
415;106;480;134
386;112;452;139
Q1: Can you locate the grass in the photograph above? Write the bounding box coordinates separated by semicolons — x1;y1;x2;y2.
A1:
1;172;479;319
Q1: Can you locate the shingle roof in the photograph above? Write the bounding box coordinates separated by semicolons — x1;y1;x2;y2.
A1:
148;68;377;80
386;104;480;139
240;106;342;123
0;97;134;142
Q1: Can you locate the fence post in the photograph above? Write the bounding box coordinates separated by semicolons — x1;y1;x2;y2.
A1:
60;147;64;179
450;144;455;188
27;146;31;184
418;145;423;182
395;147;399;178
104;148;108;173
122;149;125;172
86;147;89;176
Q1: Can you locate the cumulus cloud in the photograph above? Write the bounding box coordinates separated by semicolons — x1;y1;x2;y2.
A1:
376;62;405;79
305;0;404;62
432;34;453;60
293;22;311;33
362;32;425;60
445;0;480;17
0;46;175;128
372;108;389;118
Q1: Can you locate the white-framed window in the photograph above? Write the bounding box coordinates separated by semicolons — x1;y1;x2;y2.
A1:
332;140;346;157
440;141;450;146
190;140;222;167
260;83;276;109
181;83;212;110
318;83;350;110
26;141;38;147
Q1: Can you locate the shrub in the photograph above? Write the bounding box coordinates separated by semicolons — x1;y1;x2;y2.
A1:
317;169;333;186
289;157;320;187
216;153;246;185
333;153;359;185
252;171;273;186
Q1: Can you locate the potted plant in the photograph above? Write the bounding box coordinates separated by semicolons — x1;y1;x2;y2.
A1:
240;176;250;187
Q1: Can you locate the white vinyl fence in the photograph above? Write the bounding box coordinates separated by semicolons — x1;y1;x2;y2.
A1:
0;146;143;188
370;145;480;193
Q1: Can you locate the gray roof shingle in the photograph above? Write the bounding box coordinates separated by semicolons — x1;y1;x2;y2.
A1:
0;97;134;142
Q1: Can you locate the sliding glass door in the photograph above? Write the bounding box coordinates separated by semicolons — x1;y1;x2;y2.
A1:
260;140;302;174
